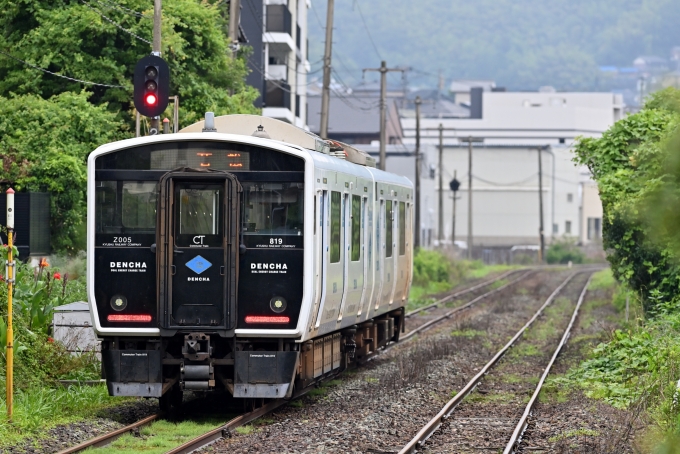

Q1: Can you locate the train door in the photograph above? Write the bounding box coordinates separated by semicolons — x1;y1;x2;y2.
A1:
311;190;327;328
381;197;396;306
374;197;385;311
358;192;372;319
339;193;365;322
317;189;344;327
157;171;240;332
394;200;409;303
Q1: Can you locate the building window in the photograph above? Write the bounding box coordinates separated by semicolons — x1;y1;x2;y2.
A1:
587;217;602;240
553;223;558;234
567;193;573;203
565;220;572;234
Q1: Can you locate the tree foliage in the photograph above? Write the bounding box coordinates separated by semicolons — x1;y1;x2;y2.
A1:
0;91;127;252
0;1;260;252
0;0;259;125
573;87;680;314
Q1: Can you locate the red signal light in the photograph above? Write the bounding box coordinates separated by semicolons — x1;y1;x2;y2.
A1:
244;315;290;324
107;314;152;322
145;93;158;106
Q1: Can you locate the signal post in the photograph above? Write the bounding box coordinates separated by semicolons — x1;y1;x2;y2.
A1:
5;188;15;421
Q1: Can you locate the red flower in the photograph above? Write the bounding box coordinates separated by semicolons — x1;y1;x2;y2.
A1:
54;272;61;280
47;337;54;343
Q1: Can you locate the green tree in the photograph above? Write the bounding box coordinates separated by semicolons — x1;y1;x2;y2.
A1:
0;0;259;126
0;91;128;252
573;87;680;313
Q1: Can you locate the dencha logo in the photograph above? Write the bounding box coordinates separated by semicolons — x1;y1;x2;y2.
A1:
251;263;288;270
110;262;147;268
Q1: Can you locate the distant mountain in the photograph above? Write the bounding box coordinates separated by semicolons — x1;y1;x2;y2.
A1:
307;0;680;91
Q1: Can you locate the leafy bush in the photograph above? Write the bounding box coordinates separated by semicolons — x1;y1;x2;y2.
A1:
545;239;585;264
573;87;680;314
412;249;453;286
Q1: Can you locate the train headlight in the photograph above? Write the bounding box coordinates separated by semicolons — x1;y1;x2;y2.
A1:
270;296;287;313
110;294;128;311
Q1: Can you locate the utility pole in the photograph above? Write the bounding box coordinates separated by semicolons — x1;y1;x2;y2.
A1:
150;0;162;135
228;0;241;58
414;96;422;250
538;147;545;263
319;0;335;139
438;123;444;244
467;137;473;260
363;62;407;170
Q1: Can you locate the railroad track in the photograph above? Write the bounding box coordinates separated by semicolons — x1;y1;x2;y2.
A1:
397;271;594;454
54;267;534;454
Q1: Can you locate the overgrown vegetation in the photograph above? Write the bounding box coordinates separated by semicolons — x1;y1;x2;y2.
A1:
0;1;259;253
408;249;514;311
574;87;680;315
0;249;104;443
546;238;585;264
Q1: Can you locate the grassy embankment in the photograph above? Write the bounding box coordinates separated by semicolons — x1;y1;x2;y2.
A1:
0;253;123;448
408;248;517;312
539;268;680;452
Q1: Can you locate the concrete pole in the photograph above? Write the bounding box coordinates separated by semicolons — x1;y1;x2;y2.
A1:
538;147;545;263
228;0;241;57
319;0;335;139
467;137;473;260
379;61;387;171
452;170;457;243
438;123;443;244
414;96;422;250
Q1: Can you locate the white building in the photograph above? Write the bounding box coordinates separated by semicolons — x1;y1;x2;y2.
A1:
243;0;309;128
399;90;623;248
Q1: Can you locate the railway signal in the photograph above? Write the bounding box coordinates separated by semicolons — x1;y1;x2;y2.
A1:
134;55;169;118
450;174;460;245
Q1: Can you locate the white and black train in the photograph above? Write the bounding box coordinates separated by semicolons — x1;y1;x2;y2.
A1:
88;114;413;408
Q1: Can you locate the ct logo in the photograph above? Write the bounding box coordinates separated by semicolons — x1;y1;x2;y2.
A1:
193;235;205;245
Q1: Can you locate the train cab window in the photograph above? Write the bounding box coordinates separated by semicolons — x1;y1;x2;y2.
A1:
122;182;158;229
242;182;304;235
351;195;361;261
386;200;393;257
96;180;157;233
330;191;341;263
399;201;406;255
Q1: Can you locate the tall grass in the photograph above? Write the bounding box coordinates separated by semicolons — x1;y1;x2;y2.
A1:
0;385;119;447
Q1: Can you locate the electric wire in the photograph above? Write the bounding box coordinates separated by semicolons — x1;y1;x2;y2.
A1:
353;0;382;60
0;49;126;88
79;0;152;45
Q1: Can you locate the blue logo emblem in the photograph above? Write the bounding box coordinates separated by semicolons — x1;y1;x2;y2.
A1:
186;255;212;274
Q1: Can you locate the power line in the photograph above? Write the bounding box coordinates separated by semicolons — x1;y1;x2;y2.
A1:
0;50;126;88
353;0;382;60
80;0;152;45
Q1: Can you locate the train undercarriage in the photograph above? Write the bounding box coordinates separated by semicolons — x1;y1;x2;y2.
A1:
100;308;404;410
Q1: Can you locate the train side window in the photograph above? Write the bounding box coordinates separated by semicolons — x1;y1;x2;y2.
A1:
399;201;406;255
351;195;361;261
386;200;393;257
330;191;341;263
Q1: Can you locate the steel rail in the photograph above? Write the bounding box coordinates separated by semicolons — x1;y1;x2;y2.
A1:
55;413;160;454
503;273;594;454
400;269;534;342
163;386;313;454
405;269;520;318
398;271;580;454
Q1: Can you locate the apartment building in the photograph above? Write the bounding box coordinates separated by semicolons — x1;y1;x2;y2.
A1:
241;0;309;128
